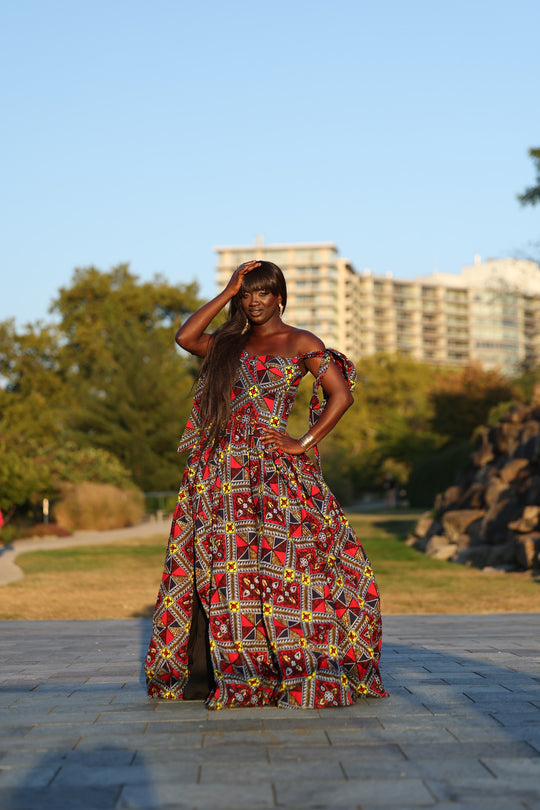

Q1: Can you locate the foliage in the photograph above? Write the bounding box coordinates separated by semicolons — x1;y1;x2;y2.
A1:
518;147;540;207
407;440;473;507
0;265;203;518
50;264;202;492
54;482;145;530
0;261;533;519
429;365;517;441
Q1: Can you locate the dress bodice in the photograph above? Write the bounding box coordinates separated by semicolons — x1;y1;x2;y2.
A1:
178;349;356;453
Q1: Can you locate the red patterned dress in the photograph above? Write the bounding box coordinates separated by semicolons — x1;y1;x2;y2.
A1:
145;350;386;709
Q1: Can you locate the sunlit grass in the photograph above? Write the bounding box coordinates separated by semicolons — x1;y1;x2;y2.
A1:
0;511;538;620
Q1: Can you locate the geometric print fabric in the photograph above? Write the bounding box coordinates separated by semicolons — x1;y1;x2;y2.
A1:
145;350;386;709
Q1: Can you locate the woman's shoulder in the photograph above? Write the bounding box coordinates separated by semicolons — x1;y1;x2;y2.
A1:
287;328;326;357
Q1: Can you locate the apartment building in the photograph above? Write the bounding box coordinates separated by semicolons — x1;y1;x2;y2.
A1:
215;241;540;374
215;241;355;351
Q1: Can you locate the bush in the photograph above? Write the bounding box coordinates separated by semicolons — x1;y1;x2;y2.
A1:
53;482;145;531
407;440;473;508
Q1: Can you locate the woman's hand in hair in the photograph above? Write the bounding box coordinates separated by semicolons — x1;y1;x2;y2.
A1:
226;261;261;296
176;261;260;356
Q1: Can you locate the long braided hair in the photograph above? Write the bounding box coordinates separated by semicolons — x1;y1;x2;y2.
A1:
198;261;287;448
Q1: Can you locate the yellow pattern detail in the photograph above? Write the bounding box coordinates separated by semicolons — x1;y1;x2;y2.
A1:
226;560;237;573
301;611;312;622
248;385;259;398
357;683;368;694
229;600;239;612
263;603;273;616
301;573;311;585
279;496;289;508
284;568;295;582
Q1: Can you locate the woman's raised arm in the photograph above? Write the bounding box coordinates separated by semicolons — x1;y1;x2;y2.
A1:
176;261;260;357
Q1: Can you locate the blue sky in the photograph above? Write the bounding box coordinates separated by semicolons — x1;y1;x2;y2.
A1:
2;0;539;326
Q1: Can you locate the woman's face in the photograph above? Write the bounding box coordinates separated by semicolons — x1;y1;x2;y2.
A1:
240;287;281;325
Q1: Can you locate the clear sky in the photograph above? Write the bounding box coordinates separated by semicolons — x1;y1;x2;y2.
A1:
2;0;539;326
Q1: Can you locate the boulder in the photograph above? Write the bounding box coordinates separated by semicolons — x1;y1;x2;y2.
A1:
413;512;437;538
458;482;485;509
425;534;455;556
507;505;540;534
493;422;521;456
514;533;540;570
486;541;517;568
498;458;529;484
525;475;540;506
429;544;458;561
471;441;495;468
454;545;492;568
441;509;485;544
481;498;523;544
434;485;464;512
517;433;540;462
412;391;540;572
483;478;510;507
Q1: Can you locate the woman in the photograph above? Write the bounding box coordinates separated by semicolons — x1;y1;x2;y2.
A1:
145;260;386;709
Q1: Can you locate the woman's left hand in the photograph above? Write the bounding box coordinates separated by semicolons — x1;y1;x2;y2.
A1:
261;428;306;455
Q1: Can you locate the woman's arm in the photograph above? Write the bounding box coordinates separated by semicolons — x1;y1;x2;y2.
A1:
176;260;260;357
261;343;354;455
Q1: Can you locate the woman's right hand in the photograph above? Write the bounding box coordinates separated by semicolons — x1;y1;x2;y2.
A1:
225;261;261;296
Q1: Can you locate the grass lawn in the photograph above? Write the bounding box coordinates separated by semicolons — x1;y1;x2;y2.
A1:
0;511;538;620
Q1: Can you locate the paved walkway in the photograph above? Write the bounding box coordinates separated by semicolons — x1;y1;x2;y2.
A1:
0;518;173;586
1;614;539;809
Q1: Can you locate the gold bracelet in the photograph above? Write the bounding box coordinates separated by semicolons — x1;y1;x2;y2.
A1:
298;431;316;450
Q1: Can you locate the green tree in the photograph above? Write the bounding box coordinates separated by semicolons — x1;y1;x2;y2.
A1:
51;264;203;491
518;147;540;207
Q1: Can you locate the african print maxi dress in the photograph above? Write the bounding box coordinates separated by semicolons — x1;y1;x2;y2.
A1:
145;350;386;709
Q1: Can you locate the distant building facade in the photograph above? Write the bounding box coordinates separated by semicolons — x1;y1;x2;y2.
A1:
215;241;540;374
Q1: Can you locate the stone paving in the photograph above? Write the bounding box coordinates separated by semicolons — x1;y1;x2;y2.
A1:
0;614;539;810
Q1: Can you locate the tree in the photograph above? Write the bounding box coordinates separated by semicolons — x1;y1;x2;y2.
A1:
0;265;204;517
518;148;540;207
51;264;203;491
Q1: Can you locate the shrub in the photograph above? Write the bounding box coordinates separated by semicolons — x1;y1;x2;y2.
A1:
53;482;145;531
407;440;473;508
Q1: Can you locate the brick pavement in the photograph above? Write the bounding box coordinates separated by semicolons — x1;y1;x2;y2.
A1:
0;614;539;810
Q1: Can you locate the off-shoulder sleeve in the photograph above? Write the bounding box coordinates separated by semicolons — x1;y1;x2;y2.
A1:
299;349;357;429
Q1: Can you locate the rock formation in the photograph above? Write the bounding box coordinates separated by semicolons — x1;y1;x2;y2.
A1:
409;385;540;572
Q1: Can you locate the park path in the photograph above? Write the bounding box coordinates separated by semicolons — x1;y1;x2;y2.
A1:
1;614;539;809
0;517;172;587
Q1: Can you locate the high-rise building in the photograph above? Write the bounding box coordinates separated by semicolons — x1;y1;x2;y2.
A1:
215;241;540;374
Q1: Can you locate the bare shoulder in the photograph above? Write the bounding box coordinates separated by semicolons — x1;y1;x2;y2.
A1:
289;328;325;356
